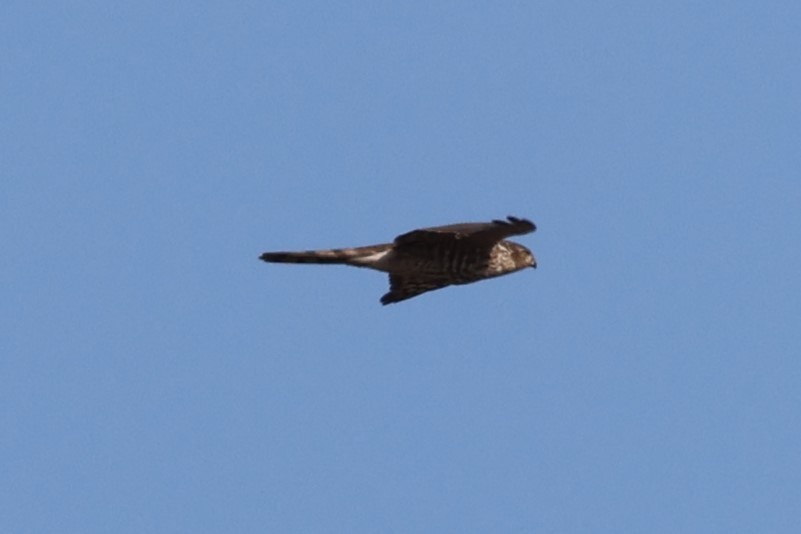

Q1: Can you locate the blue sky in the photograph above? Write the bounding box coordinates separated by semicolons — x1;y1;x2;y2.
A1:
3;2;800;532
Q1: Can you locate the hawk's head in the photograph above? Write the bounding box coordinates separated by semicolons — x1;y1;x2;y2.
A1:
507;242;537;270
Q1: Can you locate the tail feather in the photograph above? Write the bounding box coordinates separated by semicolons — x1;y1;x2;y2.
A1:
259;244;391;266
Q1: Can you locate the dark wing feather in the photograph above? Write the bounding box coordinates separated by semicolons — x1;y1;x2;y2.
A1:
380;274;453;305
394;216;535;246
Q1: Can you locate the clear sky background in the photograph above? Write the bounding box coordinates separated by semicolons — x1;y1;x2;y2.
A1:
3;2;800;533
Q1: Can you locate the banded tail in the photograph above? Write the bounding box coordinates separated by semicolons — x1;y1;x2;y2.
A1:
259;244;392;268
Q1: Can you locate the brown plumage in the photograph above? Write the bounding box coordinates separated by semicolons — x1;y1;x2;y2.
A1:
259;216;537;305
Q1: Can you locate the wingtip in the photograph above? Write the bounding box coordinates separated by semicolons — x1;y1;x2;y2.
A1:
504;215;536;232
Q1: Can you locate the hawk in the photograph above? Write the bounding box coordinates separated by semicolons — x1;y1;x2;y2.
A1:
259;216;537;305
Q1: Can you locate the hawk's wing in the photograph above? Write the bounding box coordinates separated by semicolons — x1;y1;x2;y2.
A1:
393;216;535;247
380;274;453;305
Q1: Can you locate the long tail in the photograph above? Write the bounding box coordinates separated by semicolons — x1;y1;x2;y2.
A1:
259;244;392;267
